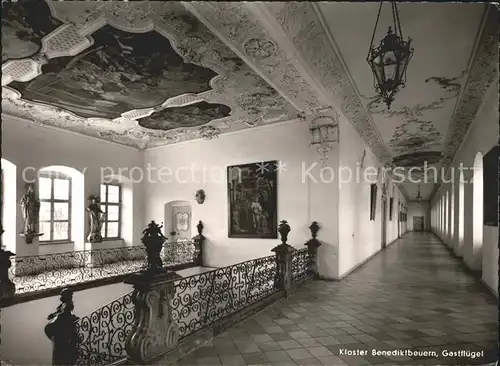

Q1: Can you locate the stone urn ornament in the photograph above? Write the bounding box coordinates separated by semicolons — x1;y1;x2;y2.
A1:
142;221;167;273
19;183;43;243
278;220;291;244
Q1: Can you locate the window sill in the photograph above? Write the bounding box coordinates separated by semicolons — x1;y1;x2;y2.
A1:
39;241;75;246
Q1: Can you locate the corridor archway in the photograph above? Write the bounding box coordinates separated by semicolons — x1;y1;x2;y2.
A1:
472;152;483;269
450;182;455;242
458;170;465;256
444;191;449;243
1;158;17;253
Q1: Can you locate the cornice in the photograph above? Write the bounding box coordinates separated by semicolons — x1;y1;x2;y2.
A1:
428;5;498;203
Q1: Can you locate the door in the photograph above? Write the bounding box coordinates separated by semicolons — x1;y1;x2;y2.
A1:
172;205;191;240
381;199;387;248
413;216;424;231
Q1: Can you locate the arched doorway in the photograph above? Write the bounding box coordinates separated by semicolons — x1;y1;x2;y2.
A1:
472;152;483;269
458;170;465;256
164;200;192;242
1;158;17;253
450;182;455;242
444;191;449;242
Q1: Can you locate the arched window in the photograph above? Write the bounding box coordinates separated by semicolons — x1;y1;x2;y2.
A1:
39;172;72;242
1;159;17;252
473;152;484;256
445;191;449;238
38;166;84;247
450;182;455;241
100;183;122;239
458;170;465;250
440;196;444;234
101;174;134;245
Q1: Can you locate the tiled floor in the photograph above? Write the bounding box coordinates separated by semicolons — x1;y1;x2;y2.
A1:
176;233;498;365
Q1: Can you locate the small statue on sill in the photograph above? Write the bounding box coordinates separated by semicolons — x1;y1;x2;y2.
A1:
20;183;43;243
87;195;105;243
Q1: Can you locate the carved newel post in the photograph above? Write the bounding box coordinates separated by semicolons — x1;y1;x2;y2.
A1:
305;221;322;279
19;183;43;243
272;220;296;297
191;220;205;266
87;195;105;243
45;288;79;366
125;221;181;364
0;228;16;303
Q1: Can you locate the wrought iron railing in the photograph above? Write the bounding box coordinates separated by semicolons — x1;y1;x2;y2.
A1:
76;291;134;365
291;248;312;283
9;241;198;295
46;220;322;366
75;254;280;365
172;254;277;338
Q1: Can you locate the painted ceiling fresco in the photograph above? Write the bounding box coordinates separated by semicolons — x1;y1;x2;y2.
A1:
2;1;62;62
9;25;219;120
1;1;297;148
139;102;231;131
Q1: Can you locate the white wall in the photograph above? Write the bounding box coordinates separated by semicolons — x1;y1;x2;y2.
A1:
143;116;345;278
144;120;314;267
1;115;145;257
337;112;406;278
407;202;429;231
431;79;498;296
0;283;132;365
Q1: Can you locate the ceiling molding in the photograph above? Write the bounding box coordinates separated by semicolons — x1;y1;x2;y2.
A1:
144;117;302;151
1;113;141;151
428;5;498;203
441;5;498;163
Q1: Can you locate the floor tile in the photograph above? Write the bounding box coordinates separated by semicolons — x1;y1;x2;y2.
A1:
172;233;497;366
286;348;313;360
278;340;303;350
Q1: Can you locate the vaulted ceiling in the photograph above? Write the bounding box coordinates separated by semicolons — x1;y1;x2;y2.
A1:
2;2;497;201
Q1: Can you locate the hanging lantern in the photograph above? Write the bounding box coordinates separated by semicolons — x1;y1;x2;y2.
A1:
366;1;414;109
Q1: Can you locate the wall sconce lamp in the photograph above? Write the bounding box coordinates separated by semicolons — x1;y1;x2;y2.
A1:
309;114;339;166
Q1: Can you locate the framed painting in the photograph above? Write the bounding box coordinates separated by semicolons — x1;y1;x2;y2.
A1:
227;161;278;238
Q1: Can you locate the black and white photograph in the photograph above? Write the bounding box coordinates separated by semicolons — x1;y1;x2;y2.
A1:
0;1;498;366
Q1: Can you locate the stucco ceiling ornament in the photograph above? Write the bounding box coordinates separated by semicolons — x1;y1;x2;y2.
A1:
197;126;221;140
184;2;321;113
308;111;339;167
243;38;277;59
